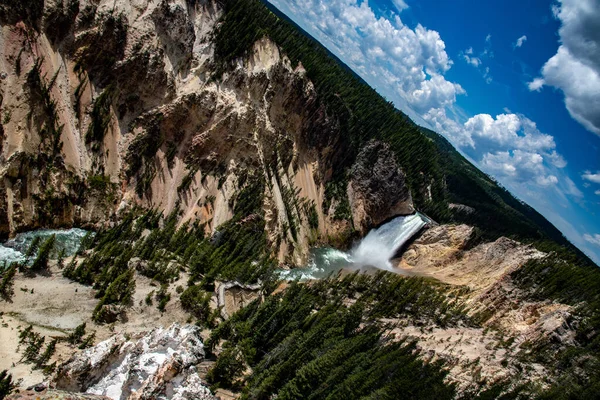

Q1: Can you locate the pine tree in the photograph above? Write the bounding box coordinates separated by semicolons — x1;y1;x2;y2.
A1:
67;322;86;345
31;235;56;271
0;263;17;302
24;236;42;261
0;370;16;400
21;332;44;364
79;332;95;349
56;248;66;268
35;339;57;369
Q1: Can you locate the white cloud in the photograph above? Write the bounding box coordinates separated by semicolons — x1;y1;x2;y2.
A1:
423;109;568;195
584;233;600;246
548;151;567;168
268;0;463;120
463;54;481;67
460;36;494;83
530;0;600;136
528;77;545;91
595;190;600;195
406;73;465;113
462;113;557;152
582;171;600;184
483;67;492;84
480;150;558;186
515;35;527;48
392;0;409;12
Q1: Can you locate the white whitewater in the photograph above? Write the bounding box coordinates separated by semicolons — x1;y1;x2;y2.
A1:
0;228;90;266
281;213;428;281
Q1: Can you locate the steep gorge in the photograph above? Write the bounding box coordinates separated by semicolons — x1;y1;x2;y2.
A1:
0;0;417;265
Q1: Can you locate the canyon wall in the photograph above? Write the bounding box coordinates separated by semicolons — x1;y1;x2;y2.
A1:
0;0;416;263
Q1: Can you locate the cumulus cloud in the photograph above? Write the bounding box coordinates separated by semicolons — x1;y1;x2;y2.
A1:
268;0;464;120
481;150;558;186
514;35;527;48
582;171;600;184
529;0;600;136
584;233;600;246
462;113;556;152
424;110;567;191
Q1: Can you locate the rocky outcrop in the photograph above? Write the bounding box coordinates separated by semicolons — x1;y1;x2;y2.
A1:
348;140;413;234
396;225;577;394
215;280;261;319
53;324;214;400
400;225;544;293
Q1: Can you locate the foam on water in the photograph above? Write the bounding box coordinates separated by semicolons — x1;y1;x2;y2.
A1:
280;213;428;281
0;245;26;265
0;228;90;266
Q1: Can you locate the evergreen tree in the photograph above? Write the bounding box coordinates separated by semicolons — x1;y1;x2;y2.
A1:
0;263;17;301
31;234;56;271
67;322;86;345
0;370;16;400
24;236;42;261
35;339;57;370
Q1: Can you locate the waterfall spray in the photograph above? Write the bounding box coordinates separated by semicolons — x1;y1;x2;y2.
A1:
280;213;428;280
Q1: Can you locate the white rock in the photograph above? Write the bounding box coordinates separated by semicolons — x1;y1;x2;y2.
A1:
54;324;215;400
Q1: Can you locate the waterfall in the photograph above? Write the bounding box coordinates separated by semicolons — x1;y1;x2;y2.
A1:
351;213;428;270
280;213;428;280
0;228;90;266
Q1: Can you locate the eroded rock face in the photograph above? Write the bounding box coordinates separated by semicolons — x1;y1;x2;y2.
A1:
54;324;214;400
396;225;576;394
348;140;413;234
0;0;366;263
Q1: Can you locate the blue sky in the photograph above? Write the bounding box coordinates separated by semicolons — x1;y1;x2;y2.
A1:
267;0;600;265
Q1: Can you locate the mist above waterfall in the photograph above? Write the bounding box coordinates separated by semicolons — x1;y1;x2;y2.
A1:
280;213;428;280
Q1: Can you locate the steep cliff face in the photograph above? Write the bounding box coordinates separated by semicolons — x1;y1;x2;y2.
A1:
0;0;413;263
348;140;414;234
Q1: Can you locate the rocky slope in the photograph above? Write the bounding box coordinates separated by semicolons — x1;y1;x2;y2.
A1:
0;0;417;264
395;225;577;393
53;324;214;400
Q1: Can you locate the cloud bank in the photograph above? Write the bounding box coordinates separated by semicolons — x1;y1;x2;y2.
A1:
528;0;600;136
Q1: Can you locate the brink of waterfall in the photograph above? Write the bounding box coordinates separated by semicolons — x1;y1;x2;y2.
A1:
280;213;428;280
